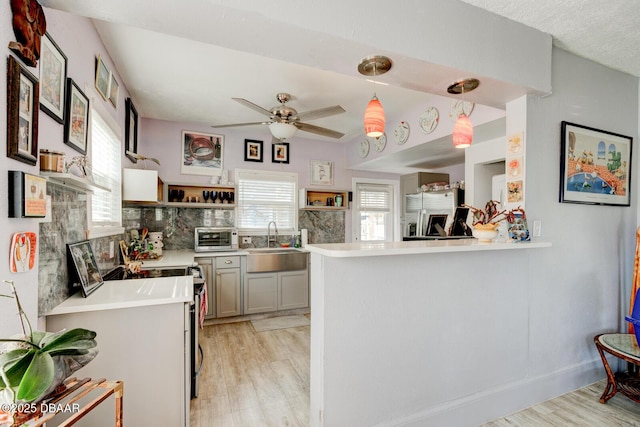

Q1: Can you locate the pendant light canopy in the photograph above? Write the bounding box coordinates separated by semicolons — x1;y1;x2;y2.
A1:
358;55;392;137
447;78;480;149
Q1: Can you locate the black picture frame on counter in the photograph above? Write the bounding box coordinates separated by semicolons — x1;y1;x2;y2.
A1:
426;214;448;236
244;139;263;162
125;97;138;162
560;121;632;206
7;55;39;166
67;240;104;297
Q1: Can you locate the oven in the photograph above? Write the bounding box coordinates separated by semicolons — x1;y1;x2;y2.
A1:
103;265;205;399
194;227;238;252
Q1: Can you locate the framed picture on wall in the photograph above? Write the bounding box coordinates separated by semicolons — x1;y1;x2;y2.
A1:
272;141;289;164
559;121;632;206
64;78;89;154
7;55;39;166
182;130;224;176
94;54;110;101
310;160;334;185
39;32;67;123
108;74;119;108
244;139;263;162
125;98;138;162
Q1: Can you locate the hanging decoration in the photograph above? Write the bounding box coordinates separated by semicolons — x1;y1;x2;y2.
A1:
8;0;47;67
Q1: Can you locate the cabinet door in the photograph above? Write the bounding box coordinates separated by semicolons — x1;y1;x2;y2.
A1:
244;273;277;314
196;258;215;318
216;268;241;317
278;270;309;310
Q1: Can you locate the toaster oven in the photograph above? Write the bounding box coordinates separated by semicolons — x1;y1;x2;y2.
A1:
194;227;238;252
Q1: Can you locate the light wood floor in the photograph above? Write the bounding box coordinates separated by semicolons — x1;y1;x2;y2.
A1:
190;320;640;426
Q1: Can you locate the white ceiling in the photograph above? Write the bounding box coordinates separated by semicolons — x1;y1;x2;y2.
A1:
40;0;638;170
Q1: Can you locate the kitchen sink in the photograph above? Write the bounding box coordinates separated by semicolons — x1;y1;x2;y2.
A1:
246;248;309;272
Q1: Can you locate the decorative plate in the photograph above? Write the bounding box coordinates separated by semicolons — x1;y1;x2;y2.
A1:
419;107;439;134
394;121;410;145
359;139;370;158
371;133;387;152
449;100;474;121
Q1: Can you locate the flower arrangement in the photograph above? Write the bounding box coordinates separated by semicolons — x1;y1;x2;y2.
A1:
0;280;97;423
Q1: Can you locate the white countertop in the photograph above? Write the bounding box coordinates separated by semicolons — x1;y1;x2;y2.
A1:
46;275;193;316
305;239;551;258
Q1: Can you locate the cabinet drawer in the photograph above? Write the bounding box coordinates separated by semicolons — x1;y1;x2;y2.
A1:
216;255;240;269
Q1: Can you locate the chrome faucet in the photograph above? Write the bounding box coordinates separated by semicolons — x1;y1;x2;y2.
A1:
267;221;278;248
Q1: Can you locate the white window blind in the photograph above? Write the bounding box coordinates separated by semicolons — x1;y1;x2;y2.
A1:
356;183;393;242
89;109;122;234
236;170;297;232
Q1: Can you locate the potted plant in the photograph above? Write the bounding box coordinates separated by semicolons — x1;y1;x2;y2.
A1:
0;280;97;423
462;200;509;241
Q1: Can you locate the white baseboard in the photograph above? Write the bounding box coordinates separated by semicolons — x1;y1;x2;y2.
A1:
384;358;605;427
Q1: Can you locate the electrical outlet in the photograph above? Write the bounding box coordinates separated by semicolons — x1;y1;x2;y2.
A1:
242;237;251;244
533;220;542;237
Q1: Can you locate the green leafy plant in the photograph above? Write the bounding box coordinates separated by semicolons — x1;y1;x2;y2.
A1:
0;280;97;405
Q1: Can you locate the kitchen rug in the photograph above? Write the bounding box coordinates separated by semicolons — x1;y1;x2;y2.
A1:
251;315;310;332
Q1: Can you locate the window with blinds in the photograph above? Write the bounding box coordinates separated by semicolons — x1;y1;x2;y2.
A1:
355;183;393;241
236;170;297;232
89;109;122;235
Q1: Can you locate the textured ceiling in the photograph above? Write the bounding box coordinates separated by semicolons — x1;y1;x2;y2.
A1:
459;0;640;77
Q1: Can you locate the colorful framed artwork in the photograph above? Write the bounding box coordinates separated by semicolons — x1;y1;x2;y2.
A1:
39;32;67;123
310;160;333;185
7;55;39;166
182;130;224;176
108;74;119;108
8;171;47;218
67;240;104;297
244;139;263;162
94;54;110;101
64;79;90;154
272;141;289;164
125;98;138;162
560;121;632;206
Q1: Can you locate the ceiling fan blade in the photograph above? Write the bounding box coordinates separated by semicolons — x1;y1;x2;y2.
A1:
232;98;273;117
294;105;345;121
211;121;269;128
295;122;344;139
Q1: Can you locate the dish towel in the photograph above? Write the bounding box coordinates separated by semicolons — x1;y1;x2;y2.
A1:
199;283;208;329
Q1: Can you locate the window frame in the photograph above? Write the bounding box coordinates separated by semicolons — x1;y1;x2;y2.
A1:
351;177;400;242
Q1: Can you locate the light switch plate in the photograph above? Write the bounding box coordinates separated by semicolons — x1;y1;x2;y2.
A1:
533;220;542;237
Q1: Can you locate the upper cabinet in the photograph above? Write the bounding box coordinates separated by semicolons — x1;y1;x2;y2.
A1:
299;188;349;210
122;169;163;203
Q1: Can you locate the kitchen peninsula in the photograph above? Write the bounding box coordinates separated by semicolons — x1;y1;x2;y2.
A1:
306;239;551;426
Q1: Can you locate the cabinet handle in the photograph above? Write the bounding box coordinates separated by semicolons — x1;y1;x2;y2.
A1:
225;260;232;264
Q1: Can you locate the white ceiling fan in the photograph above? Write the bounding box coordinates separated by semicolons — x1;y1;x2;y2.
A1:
211;93;346;141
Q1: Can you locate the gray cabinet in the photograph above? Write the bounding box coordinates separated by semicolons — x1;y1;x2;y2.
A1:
244;269;308;314
215;256;242;318
196;255;242;318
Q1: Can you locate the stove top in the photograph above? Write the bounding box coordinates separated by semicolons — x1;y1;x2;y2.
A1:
103;266;188;281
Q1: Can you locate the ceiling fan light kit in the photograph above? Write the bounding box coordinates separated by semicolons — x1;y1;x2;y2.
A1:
269;122;297;140
447;78;480;149
358;55;392;138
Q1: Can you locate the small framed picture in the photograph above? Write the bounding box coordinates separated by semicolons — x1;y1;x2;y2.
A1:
7;55;39;166
64;78;90;154
311;160;334;185
244;139;263;162
66;240;104;297
95;54;110;101
39;32;67;123
272;141;290;164
125;98;138;162
427;214;448;236
108;74;119;108
8;171;47;218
